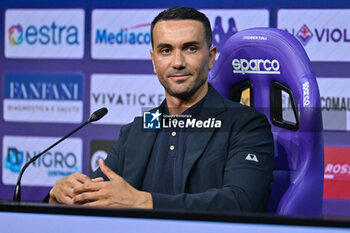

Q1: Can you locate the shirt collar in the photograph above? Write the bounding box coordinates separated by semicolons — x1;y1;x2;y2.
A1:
163;87;209;118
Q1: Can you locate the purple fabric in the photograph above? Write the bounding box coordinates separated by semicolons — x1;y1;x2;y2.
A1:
209;28;324;216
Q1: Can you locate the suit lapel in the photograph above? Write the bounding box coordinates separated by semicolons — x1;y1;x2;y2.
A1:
181;130;215;191
123;117;158;189
181;86;226;191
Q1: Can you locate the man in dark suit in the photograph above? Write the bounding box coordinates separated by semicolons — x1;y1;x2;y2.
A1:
48;6;274;212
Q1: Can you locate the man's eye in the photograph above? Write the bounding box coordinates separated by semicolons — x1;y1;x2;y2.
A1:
160;48;170;54
187;46;198;53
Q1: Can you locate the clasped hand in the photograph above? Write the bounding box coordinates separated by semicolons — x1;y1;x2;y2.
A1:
49;159;152;208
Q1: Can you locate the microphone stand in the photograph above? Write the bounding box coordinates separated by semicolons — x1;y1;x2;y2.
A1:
13;107;107;202
13;121;90;202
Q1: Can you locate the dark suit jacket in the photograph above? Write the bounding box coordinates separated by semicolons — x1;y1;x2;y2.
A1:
91;86;274;213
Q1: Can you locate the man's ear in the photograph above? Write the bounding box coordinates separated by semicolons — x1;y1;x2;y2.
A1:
208;46;217;70
150;49;157;74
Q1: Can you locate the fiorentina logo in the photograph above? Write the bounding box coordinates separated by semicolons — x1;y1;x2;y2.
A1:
297;24;313;46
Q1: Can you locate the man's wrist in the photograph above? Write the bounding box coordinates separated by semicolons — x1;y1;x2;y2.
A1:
138;191;153;209
48;196;58;204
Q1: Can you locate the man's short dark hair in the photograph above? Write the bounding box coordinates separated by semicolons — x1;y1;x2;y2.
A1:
151;7;212;49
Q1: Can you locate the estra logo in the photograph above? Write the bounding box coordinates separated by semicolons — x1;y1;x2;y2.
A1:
8;24;23;46
8;22;79;46
5;9;84;59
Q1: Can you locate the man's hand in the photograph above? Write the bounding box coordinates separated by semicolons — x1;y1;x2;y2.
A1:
49;172;103;205
73;159;153;209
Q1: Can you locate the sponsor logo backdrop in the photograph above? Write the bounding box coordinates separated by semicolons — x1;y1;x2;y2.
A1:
2;136;82;186
201;9;269;53
317;77;350;131
278;9;350;62
5;9;85;59
90;74;164;125
90;139;117;173
1;4;350;217
3;73;83;123
91;9;162;60
324;146;350;199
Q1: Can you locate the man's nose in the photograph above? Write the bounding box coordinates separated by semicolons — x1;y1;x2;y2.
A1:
172;50;185;69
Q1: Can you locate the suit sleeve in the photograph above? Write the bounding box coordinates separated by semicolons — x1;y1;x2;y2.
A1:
151;109;274;213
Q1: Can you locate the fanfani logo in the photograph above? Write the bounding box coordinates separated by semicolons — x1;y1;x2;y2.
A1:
9;24;23;46
95;23;151;45
232;58;281;75
297;24;313;46
212;16;237;53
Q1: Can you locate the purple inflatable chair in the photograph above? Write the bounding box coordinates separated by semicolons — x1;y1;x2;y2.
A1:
209;28;324;216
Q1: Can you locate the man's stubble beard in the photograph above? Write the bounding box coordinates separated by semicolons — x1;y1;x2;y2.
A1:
162;75;207;101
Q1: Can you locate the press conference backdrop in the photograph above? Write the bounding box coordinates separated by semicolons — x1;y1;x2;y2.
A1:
1;0;350;217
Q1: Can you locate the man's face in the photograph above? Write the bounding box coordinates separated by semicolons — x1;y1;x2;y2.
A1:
150;20;216;100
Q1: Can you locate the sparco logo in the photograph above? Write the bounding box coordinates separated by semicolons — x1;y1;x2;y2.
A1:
232;58;280;75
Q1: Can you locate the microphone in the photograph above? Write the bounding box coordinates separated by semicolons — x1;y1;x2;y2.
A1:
13;107;108;202
88;107;108;122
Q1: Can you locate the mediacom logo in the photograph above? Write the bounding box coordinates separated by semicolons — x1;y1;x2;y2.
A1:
278;9;350;61
91;9;161;60
2;136;83;186
5;9;84;59
3;73;84;123
90;74;164;125
95;23;151;45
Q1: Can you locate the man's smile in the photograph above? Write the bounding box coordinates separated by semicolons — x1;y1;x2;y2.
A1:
168;74;192;81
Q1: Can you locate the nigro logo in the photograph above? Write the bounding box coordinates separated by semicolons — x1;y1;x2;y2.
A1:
2;136;83;186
